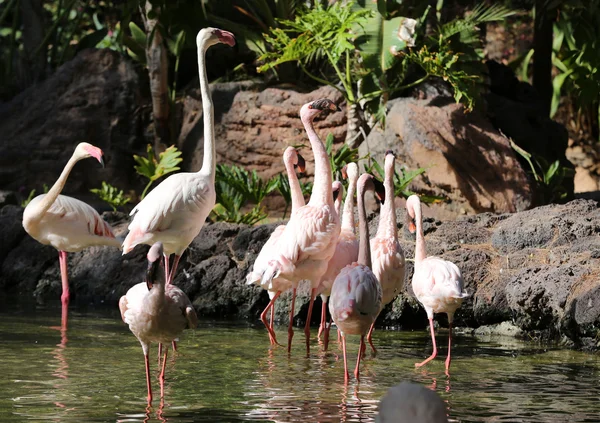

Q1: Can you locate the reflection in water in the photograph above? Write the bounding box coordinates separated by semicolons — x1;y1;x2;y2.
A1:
1;310;600;422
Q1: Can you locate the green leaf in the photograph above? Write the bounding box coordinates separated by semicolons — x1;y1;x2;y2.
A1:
129;21;146;47
76;28;108;52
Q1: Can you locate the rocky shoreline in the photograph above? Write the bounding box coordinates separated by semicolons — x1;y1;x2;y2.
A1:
1;198;598;349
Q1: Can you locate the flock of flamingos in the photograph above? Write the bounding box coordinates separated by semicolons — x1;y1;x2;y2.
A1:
20;27;468;404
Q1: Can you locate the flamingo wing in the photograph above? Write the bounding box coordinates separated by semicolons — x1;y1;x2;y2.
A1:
282;204;339;260
47;194;116;238
413;257;466;299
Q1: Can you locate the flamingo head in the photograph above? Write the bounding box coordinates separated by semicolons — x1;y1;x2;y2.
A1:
146;242;164;290
296;152;306;173
384;149;396;171
196;27;236;49
332;180;343;202
300;98;341;122
75;142;104;167
342;162;358;184
405;195;420;233
284;146;306;173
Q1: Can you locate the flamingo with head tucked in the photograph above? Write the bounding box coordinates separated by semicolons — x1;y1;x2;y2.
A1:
122;27;236;284
329;172;383;384
246;146;306;347
119;242;198;404
316;163;360;350
406;194;468;372
248;98;342;355
367;151;406;354
22;142;120;329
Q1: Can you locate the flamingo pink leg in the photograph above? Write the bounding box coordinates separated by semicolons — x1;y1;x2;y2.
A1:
260;291;281;346
317;299;327;340
288;288;296;353
341;334;349;384
354;335;365;381
144;353;152;404
445;322;453;372
323;316;332;351
366;319;377;356
416;318;438;368
270;303;275;331
168;255;181;285
163;254;171;285
159;347;168;399
304;287;317;355
58;251;69;330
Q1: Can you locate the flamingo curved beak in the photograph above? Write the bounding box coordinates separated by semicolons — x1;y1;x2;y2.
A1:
296;153;306;173
373;178;385;204
215;29;236;47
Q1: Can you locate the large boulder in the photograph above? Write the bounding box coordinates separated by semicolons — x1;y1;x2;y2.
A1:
359;97;534;215
0;48;142;206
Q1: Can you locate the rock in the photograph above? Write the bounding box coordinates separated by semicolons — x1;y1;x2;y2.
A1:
358;97;533;217
0;49;142;205
177;83;346;180
0;191;17;207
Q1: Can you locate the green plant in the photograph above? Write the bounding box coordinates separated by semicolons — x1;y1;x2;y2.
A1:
133;144;183;199
364;157;444;203
213;163;278;225
90;181;131;211
324;133;360;181
510;139;574;204
20;183;48;208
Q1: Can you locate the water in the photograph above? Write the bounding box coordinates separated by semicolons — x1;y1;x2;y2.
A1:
0;307;599;422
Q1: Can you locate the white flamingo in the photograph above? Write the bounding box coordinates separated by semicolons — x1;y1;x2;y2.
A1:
316;163;359;350
367;151;406;354
246;146;306;347
406;194;468;372
329;172;382;384
119;242;198;404
122;27;236;284
22;142;120;329
249;98;341;355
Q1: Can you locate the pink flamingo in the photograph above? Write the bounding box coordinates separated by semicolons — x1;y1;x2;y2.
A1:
119;242;198;404
406;194;468;372
250;98;341;355
22;142;120;329
316;163;360;350
122;28;236;284
246;146;306;347
329;172;383;384
367;151;406;354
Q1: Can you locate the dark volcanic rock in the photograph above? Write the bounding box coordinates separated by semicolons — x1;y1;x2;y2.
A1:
1;200;599;348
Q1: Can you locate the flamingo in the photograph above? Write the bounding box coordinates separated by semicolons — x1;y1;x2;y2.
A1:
367;151;406;354
377;381;449;423
119;242;198;404
329;172;382;383
246;146;306;347
122;27;236;284
316;163;360;351
249;98;342;355
406;194;468;372
22;142;120;329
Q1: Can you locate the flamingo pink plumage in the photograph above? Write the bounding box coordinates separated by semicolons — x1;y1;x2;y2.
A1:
22;142;120;329
122;28;236;285
246;146;306;347
119;242;198;404
406;194;468;372
367;151;406;354
329;172;382;384
316;163;360;350
249;98;342;355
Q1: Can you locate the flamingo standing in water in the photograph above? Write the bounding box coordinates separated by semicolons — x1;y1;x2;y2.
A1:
249;98;341;355
122;27;236;284
119;242;198;404
22;142;120;328
316;163;360;350
329;172;382;384
246;146;306;347
367;151;406;354
406;194;468;372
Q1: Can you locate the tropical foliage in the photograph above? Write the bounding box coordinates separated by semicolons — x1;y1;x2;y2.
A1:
90;181;131;211
133;144;183;199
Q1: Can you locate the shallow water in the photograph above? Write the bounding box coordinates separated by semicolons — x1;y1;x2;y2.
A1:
0;307;598;422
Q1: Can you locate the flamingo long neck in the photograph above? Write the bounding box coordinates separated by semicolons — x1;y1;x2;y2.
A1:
413;200;427;264
357;179;371;268
285;158;304;213
197;40;215;181
302;115;332;206
146;281;166;310
377;163;397;239
25;153;81;224
341;176;356;234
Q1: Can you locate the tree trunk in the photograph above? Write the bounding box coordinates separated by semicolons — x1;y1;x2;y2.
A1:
345;103;366;149
533;0;554;119
141;1;170;151
20;0;46;85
